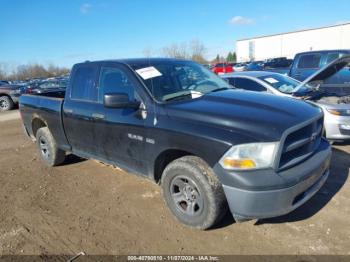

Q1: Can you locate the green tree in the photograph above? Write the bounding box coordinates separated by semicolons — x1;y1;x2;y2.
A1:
226;52;237;63
232;52;237;63
226;52;233;62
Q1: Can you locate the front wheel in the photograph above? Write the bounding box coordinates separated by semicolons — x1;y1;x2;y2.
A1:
0;96;14;111
36;127;66;166
161;156;228;230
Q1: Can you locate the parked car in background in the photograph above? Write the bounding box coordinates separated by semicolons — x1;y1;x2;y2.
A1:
233;63;247;72
221;71;294;95
22;79;68;94
0;84;23;111
202;64;211;69
0;80;10;86
20;58;330;229
221;56;350;141
262;57;293;75
289;49;350;81
264;57;293;68
245;61;264;71
211;62;233;74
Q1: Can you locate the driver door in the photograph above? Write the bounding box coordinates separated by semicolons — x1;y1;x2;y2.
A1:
93;63;148;175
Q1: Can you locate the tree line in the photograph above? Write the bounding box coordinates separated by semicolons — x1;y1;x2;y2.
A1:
145;40;237;64
0;40;237;81
0;63;70;81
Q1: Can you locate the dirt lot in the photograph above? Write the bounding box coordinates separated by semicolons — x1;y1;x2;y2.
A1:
0;115;350;256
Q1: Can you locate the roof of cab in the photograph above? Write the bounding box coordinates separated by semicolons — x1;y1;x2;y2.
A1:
294;49;350;56
79;58;191;67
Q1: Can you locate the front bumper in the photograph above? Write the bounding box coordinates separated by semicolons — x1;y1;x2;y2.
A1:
214;139;332;219
324;114;350;140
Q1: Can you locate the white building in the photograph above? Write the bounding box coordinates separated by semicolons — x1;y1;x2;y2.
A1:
236;22;350;62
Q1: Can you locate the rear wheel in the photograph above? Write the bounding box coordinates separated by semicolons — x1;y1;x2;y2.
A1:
0;96;14;111
161;156;228;230
36;127;66;166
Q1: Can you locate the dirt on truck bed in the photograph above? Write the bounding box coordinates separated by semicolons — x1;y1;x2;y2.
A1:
0;118;350;256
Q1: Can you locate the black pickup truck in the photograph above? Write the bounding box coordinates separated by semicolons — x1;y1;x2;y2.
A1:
20;58;331;229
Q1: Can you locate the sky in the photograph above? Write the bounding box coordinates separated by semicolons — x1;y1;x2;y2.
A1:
1;0;350;71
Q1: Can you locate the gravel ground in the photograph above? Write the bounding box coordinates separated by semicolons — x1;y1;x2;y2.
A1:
0;116;349;256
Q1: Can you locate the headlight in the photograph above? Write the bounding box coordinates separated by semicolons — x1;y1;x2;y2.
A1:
219;142;279;170
326;109;350;116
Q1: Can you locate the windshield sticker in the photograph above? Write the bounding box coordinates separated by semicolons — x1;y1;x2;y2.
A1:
135;66;162;80
264;77;279;84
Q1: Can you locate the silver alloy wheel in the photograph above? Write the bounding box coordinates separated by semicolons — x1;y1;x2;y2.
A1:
39;136;50;160
0;98;9;110
170;175;204;216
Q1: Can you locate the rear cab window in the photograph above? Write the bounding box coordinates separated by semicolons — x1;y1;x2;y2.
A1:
297;53;322;69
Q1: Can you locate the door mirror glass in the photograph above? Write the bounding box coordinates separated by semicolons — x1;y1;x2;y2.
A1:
103;93;140;109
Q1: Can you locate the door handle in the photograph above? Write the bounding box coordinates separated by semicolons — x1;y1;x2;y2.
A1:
64;109;73;114
92;113;105;120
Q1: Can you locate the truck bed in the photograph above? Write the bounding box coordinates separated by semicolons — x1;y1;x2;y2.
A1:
19;94;69;150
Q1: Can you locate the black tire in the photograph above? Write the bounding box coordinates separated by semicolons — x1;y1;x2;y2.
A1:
161;156;228;230
36;127;66;167
0;96;14;111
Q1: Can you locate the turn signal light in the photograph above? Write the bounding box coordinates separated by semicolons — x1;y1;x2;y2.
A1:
222;159;256;169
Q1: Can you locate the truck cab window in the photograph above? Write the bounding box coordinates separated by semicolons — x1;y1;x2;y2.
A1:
297;54;321;69
99;67;135;102
326;52;345;64
71;66;98;102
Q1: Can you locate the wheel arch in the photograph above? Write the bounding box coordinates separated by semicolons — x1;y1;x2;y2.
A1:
153;149;195;184
0;93;12;99
31;116;48;138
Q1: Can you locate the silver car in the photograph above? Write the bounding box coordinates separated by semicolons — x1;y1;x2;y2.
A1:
221;57;350;142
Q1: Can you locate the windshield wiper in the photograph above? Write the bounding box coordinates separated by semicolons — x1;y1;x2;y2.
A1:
165;92;195;102
209;87;231;93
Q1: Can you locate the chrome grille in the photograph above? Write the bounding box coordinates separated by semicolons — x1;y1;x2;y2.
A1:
278;117;323;170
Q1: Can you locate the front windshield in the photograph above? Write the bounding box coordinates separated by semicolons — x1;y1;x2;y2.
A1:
131;60;232;102
258;74;302;94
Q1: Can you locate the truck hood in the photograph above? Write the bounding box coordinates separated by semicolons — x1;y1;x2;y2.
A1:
294;55;350;93
165;90;322;142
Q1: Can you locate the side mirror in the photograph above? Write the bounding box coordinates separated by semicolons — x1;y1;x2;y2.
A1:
103;93;140;109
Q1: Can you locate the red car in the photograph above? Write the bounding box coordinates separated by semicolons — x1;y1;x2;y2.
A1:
211;63;234;74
